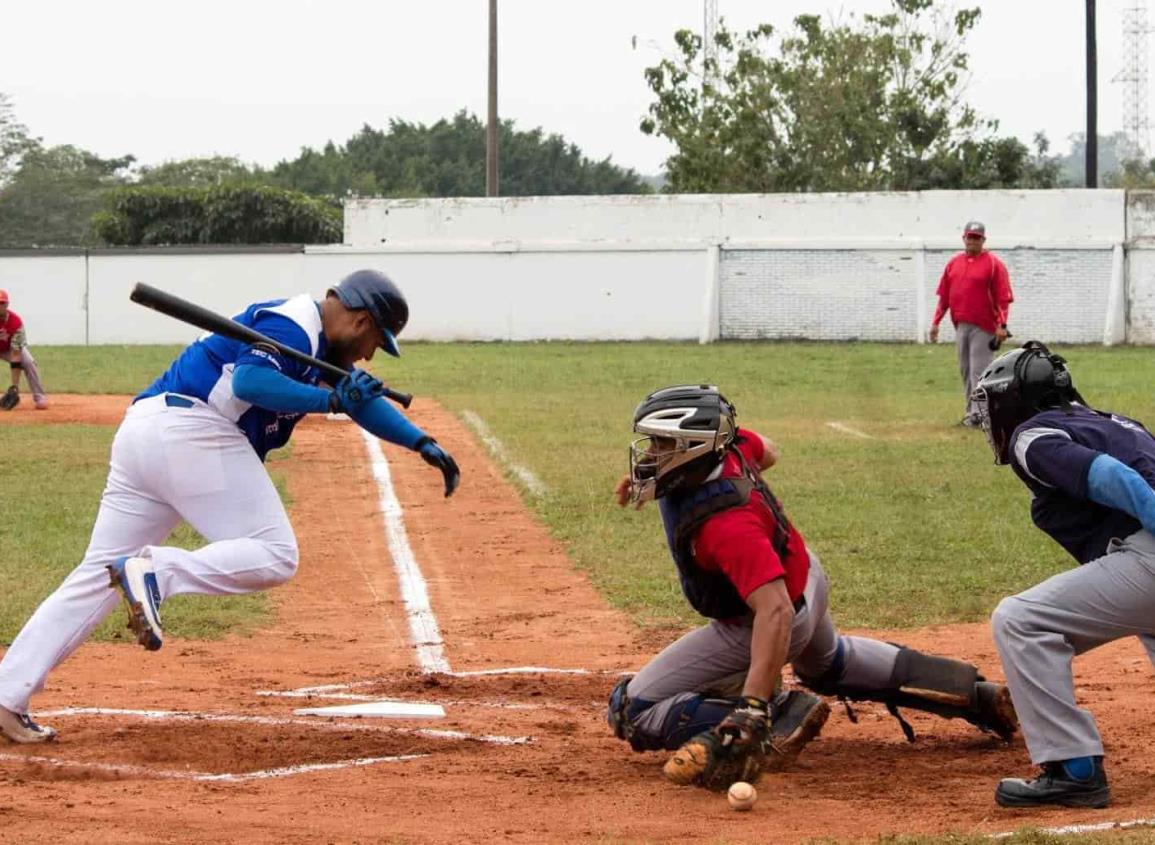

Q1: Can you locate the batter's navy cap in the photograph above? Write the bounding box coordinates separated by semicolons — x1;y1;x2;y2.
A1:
329;269;409;357
963;220;986;237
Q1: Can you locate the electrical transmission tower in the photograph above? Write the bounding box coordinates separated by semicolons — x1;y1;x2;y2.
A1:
703;0;719;82
1114;1;1153;158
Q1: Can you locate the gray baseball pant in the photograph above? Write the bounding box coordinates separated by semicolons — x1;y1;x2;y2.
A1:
956;322;995;420
992;529;1155;765
2;347;47;404
626;552;899;742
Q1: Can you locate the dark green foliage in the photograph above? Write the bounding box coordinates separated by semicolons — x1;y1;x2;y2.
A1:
93;185;341;245
271;111;650;198
642;1;1060;192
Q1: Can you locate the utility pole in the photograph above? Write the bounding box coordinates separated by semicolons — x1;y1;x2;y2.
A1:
1087;0;1098;188
486;0;499;197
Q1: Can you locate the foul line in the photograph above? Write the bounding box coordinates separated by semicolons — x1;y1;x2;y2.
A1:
991;816;1155;839
825;421;874;439
38;707;529;745
358;428;450;674
461;410;547;496
0;751;425;783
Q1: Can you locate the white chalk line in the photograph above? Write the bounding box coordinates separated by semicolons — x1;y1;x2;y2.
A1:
257;690;541;711
359;428;450;674
825;421;874;439
0;751;425;783
461;410;548;496
38;707;529;746
990;816;1155;839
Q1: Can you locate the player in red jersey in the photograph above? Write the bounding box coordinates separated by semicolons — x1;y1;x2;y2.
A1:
0;290;48;411
606;385;1017;790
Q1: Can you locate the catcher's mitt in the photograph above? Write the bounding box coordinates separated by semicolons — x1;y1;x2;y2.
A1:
663;690;830;791
0;386;19;411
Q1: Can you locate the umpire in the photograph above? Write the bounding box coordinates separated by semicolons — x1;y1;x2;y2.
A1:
928;220;1013;427
972;341;1155;809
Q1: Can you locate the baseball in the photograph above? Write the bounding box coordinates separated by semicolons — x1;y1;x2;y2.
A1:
727;781;757;811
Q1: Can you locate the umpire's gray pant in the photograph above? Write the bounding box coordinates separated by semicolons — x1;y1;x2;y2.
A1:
1;347;47;403
627;553;899;742
992;529;1155;765
956;322;995;420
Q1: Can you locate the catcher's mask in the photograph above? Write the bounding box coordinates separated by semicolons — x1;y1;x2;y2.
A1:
971;340;1082;464
629;384;737;504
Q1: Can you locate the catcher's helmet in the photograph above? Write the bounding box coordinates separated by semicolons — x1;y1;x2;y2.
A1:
972;341;1082;464
329;269;409;357
629;384;737;503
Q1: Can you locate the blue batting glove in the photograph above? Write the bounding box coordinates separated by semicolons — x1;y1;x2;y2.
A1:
332;369;384;414
417;437;461;498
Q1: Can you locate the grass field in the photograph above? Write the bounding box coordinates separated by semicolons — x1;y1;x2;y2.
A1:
27;341;1155;634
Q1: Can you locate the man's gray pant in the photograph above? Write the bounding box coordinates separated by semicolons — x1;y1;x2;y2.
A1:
1;347;47;403
992;530;1155;764
626;553;899;744
956;322;995;420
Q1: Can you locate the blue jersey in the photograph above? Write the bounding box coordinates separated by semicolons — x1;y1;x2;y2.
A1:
137;296;327;460
1009;405;1155;563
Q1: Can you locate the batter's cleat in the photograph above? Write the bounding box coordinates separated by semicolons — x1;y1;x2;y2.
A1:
971;681;1019;742
0;706;57;744
108;556;164;651
762;689;831;771
996;758;1111;809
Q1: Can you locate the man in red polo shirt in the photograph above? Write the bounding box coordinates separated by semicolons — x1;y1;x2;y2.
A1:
605;385;1018;790
0;290;48;411
929;220;1013;427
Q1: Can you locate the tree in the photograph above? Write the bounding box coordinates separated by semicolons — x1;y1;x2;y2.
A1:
0;144;134;247
271;112;650;198
0;93;34;189
135;156;263;187
642;1;1059;192
93;185;341;245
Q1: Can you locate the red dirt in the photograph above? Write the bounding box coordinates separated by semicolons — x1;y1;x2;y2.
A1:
3;395;1155;843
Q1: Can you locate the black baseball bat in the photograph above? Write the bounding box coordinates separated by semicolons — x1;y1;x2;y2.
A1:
129;283;413;409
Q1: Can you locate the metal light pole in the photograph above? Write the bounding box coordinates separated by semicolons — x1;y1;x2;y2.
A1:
486;0;499;197
1087;0;1098;187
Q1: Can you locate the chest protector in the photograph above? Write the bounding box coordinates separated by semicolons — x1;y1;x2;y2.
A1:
658;448;794;619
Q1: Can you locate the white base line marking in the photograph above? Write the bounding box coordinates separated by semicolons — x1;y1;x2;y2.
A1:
359;428;450;674
826;421;874;439
258;691;540;711
461;410;547;496
0;751;425;783
38;708;529;745
991;816;1155;839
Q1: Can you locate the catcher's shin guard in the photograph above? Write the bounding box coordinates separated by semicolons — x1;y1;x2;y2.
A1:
801;646;1017;742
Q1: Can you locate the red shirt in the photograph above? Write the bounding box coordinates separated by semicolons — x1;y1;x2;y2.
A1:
0;311;24;355
691;429;810;603
933;251;1013;336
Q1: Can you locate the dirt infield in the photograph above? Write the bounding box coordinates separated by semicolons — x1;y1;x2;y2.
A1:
4;396;1155;843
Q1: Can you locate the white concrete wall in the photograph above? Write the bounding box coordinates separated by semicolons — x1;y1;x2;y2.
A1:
2;190;1148;345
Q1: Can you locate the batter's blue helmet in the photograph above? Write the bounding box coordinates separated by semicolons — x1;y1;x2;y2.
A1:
329;269;409;357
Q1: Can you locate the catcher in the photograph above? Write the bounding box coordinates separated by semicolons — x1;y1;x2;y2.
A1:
608;385;1018;791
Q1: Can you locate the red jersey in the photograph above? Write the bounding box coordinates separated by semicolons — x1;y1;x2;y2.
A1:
691;429;810;603
0;310;24;355
933;251;1013;335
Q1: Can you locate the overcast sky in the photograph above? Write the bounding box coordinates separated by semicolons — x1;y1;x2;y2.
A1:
0;1;1142;175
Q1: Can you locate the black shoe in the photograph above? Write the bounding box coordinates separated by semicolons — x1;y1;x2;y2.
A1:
995;759;1111;808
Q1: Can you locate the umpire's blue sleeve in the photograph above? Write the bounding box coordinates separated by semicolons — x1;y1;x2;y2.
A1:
233;363;334;414
1086;454;1155;535
349;396;428;450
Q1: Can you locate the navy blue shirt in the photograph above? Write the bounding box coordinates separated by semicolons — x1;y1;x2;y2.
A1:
1009;405;1155;563
137;295;327;461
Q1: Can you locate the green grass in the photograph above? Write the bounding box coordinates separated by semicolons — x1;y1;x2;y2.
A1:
30;341;1155;630
0;422;293;644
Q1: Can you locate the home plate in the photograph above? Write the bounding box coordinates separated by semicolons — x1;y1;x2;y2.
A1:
294;701;446;719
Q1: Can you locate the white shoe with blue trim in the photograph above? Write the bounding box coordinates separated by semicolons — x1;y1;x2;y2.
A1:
0;706;57;743
108;556;164;651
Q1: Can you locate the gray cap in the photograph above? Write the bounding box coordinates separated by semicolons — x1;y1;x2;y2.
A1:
963;220;986;236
